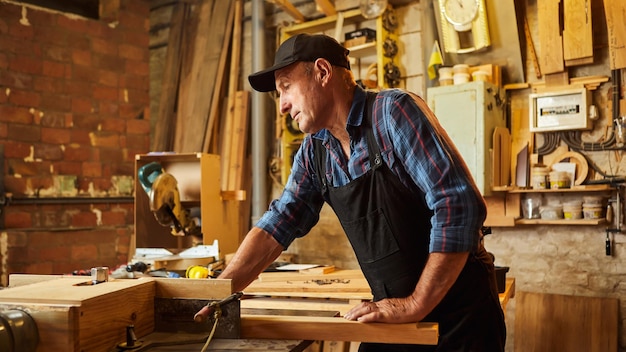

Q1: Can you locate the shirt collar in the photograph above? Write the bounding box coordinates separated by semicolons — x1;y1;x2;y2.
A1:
312;85;367;142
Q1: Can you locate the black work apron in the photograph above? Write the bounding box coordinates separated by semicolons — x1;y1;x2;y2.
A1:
313;92;505;352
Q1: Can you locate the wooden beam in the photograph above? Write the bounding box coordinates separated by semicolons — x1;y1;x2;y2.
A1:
315;0;336;16
537;0;564;74
269;0;305;23
241;315;438;345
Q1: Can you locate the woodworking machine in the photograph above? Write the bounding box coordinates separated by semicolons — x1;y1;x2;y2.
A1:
137;161;199;237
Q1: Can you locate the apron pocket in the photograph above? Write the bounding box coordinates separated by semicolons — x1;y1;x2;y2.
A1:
340;208;400;263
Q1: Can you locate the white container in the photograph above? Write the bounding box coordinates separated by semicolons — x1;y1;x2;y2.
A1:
563;201;583;220
540;204;564;220
582;203;604;219
471;70;490;82
452;64;470;74
453;73;470;85
438;67;453;80
549;171;570;189
531;166;550;190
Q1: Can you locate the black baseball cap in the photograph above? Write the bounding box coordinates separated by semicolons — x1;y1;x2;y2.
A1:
248;33;351;92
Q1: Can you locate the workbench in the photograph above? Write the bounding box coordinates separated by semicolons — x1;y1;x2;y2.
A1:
242;269;515;316
0;272;442;352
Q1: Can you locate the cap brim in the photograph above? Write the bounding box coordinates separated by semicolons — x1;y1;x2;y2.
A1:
248;60;295;92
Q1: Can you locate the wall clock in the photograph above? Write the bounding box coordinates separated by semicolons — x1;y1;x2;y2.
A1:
438;0;491;54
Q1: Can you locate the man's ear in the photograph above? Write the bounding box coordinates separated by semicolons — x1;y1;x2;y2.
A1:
314;58;332;84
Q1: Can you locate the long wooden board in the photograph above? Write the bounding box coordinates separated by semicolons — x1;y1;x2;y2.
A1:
241;315;438;345
603;0;626;69
515;291;618;352
537;0;564;74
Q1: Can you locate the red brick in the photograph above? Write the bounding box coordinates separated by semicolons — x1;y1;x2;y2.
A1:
99;101;119;116
73;114;100;130
65;79;92;97
72;65;98;83
124;0;150;16
71;243;98;261
64;145;91;161
93;86;119;101
0;70;33;89
36;26;67;47
127;119;150;134
0;16;7;35
118;12;149;33
41;127;71;144
7;231;28;247
102;210;127;227
125;59;149;76
124;134;149;150
40;111;68;128
0;123;8;138
8;21;35;39
56;161;82;175
100;116;125;133
72;49;91;66
93;54;125;72
38;246;71;262
118;74;148;90
98;69;119;87
24;262;54;275
8;89;41;107
92;38;118;56
67;30;91;48
34;144;63;160
33;76;65;93
8;123;41;142
0;106;33;124
91;132;120;148
100;147;123;163
4;211;32;228
9;55;42;75
119;103;144;119
118;44;146;61
70;212;98;229
71;97;95;114
24;7;56;24
0;52;7;69
56;16;90;35
40;93;71;112
4;141;32;158
2;36;41;56
42;60;67;78
42;44;71;62
124;88;149;105
4;175;27;195
82;162;102;177
70;129;91;144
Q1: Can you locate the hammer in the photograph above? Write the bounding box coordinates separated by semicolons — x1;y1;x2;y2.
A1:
193;291;244;323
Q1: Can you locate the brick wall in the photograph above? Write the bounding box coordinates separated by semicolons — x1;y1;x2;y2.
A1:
0;0;150;285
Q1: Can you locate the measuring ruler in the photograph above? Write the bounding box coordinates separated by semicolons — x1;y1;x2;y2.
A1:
524;16;541;78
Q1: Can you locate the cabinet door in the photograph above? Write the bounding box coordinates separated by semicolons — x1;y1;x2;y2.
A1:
427;81;504;196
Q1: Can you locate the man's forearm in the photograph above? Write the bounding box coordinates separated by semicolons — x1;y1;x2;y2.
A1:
344;251;469;323
218;227;284;292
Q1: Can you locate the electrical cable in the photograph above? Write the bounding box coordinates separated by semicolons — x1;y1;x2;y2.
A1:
200;311;221;352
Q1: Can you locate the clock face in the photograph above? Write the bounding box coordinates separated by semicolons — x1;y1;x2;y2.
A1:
443;0;479;27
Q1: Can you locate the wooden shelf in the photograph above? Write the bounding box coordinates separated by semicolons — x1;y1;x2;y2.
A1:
515;218;607;225
504;184;614;193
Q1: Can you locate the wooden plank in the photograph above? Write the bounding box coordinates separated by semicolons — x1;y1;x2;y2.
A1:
154;278;232;299
203;0;236;153
604;0;626;69
227;90;250;191
153;1;187;152
241;315;438;345
8;273;63;287
537;0;564;74
175;0;233;152
515;291;618;352
562;0;593;64
241;297;362;316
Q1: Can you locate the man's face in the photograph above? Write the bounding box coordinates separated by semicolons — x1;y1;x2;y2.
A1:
275;62;326;134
